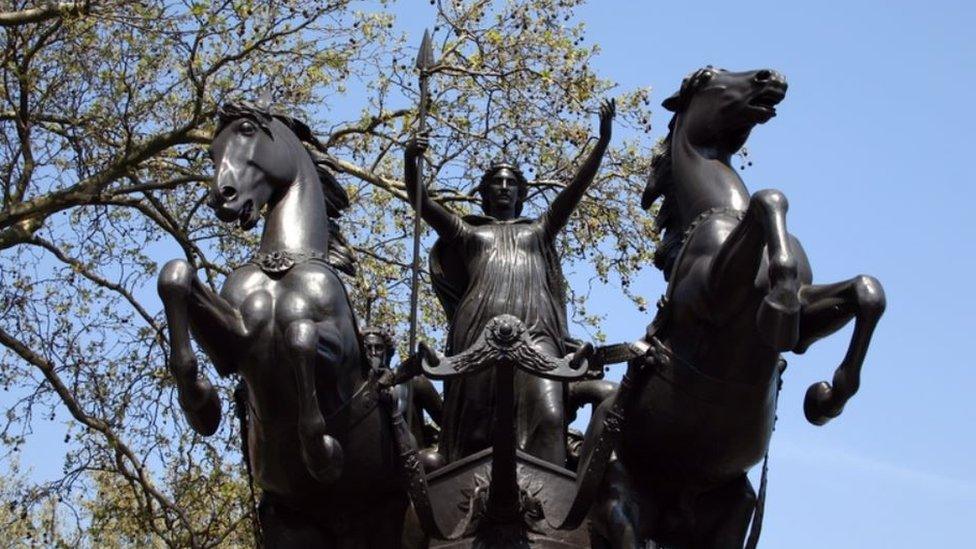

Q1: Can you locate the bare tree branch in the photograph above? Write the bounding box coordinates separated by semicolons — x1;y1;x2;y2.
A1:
0;1;89;28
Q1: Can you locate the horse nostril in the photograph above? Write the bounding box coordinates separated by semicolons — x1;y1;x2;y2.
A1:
755;70;772;82
220;186;237;200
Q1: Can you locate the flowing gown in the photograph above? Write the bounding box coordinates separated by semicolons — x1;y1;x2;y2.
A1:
431;215;571;464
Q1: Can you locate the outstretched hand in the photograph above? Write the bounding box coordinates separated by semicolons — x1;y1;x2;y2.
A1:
599;98;616;142
406;133;430;160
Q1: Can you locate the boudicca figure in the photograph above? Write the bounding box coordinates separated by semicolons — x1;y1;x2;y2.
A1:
403;100;616;466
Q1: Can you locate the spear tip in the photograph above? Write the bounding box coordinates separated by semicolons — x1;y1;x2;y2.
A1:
416;29;434;71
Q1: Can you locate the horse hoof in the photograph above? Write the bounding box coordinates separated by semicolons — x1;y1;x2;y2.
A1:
303;434;344;484
756;291;800;351
183;389;221;436
178;374;214;410
804;381;842;426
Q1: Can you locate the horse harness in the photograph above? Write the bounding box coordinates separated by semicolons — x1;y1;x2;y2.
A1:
641;298;781;549
249;248;332;275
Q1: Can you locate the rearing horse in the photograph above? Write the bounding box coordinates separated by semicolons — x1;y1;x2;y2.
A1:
157;102;406;546
585;68;885;548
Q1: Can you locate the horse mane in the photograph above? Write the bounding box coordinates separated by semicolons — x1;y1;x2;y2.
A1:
642;114;682;278
641;67;718;279
216;101;357;275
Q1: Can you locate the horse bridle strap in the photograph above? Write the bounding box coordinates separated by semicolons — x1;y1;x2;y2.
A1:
323;371;383;438
679;206;746;249
322;363;422;438
648;336;778;407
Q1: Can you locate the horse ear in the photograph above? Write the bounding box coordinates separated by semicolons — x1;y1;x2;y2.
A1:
662;92;682;112
277;114;321;148
663;66;717;112
256;89;273;111
641;179;661;210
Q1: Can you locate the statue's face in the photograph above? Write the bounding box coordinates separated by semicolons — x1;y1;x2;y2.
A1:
483;167;522;220
363;334;390;367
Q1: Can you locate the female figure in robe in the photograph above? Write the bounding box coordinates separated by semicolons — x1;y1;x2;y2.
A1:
404;100;615;465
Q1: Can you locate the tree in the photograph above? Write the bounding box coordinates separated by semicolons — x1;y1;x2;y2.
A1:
0;1;656;545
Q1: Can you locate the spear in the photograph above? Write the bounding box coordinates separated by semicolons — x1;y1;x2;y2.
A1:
408;30;433;357
405;30;434;432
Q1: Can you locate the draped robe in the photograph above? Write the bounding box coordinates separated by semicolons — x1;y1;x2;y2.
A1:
431;214;573;463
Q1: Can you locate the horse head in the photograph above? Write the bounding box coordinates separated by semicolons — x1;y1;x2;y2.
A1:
208;101;314;230
663;67;788;154
643;68;789;275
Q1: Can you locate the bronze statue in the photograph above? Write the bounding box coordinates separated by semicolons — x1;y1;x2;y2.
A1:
565;379;618;470
404;100;616;466
416;314;596;547
157;102;407;547
148;56;886;549
579;68;886;548
362;326;445;471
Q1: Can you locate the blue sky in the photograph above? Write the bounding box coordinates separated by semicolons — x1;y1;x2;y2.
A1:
11;1;974;546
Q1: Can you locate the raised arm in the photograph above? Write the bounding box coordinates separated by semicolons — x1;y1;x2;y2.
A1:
542;99;615;240
404;135;466;239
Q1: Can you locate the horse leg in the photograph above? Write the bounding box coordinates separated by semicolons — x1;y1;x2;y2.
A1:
284;319;344;483
693;475;756;549
708;189;800;351
797;276;886;425
577;395;647;547
258;493;332;548
590;460;646;549
157;259;246;435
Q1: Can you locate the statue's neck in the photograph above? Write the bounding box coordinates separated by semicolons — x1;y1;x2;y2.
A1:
258;162;329;254
671;127;750;228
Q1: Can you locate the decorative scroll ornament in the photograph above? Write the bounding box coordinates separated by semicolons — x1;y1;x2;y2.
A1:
420;315;594;381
